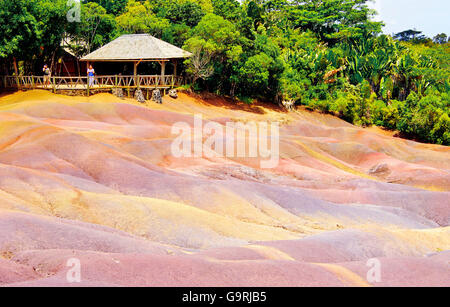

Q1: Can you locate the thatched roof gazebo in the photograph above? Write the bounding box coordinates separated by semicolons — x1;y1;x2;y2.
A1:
80;34;192;77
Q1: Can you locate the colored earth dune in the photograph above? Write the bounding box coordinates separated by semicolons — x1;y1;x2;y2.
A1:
0;90;448;287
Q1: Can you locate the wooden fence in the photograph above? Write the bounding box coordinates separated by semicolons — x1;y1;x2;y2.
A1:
1;75;184;95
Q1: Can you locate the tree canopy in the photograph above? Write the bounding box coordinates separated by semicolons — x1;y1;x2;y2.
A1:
0;0;449;145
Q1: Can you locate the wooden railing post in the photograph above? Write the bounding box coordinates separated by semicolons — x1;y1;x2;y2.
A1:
87;77;90;97
127;76;130;97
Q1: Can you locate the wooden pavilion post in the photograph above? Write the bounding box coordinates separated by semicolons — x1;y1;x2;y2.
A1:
86;61;90;96
173;59;177;77
13;57;20;90
133;61;137;91
160;60;166;86
52;76;56;93
134;59;142;89
171;59;177;88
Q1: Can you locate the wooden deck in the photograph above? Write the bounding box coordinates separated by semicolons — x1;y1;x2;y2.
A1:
1;75;184;96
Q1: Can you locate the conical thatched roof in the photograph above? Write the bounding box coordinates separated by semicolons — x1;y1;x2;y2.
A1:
81;34;192;61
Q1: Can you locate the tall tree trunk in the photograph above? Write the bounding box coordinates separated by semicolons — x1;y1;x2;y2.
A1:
77;58;81;77
50;51;56;74
13;57;18;75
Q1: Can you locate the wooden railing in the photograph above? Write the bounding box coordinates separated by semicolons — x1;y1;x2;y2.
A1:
1;75;184;94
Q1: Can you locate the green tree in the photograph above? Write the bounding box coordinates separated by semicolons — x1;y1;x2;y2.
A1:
0;0;69;74
183;13;243;94
164;0;206;27
75;2;117;55
433;33;448;45
394;29;430;44
0;0;40;74
211;0;242;21
84;0;128;15
116;0;169;36
286;0;382;42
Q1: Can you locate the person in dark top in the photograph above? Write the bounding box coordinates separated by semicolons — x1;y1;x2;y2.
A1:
43;64;51;87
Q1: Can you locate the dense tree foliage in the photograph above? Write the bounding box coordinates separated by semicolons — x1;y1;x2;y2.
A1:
0;0;448;144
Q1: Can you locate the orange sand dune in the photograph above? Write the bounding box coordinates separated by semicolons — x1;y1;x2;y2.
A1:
0;90;448;287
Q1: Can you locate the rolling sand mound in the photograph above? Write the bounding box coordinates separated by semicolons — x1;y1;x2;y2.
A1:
0;90;449;286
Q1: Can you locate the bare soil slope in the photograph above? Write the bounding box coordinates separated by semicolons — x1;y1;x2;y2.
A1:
0;90;448;286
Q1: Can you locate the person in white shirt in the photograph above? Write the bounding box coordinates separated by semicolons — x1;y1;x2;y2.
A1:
87;65;95;87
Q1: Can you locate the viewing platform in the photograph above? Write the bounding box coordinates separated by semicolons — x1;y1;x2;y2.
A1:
1;74;185;96
1;34;192;97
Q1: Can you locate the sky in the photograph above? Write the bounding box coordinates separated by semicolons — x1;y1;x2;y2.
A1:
368;0;450;38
